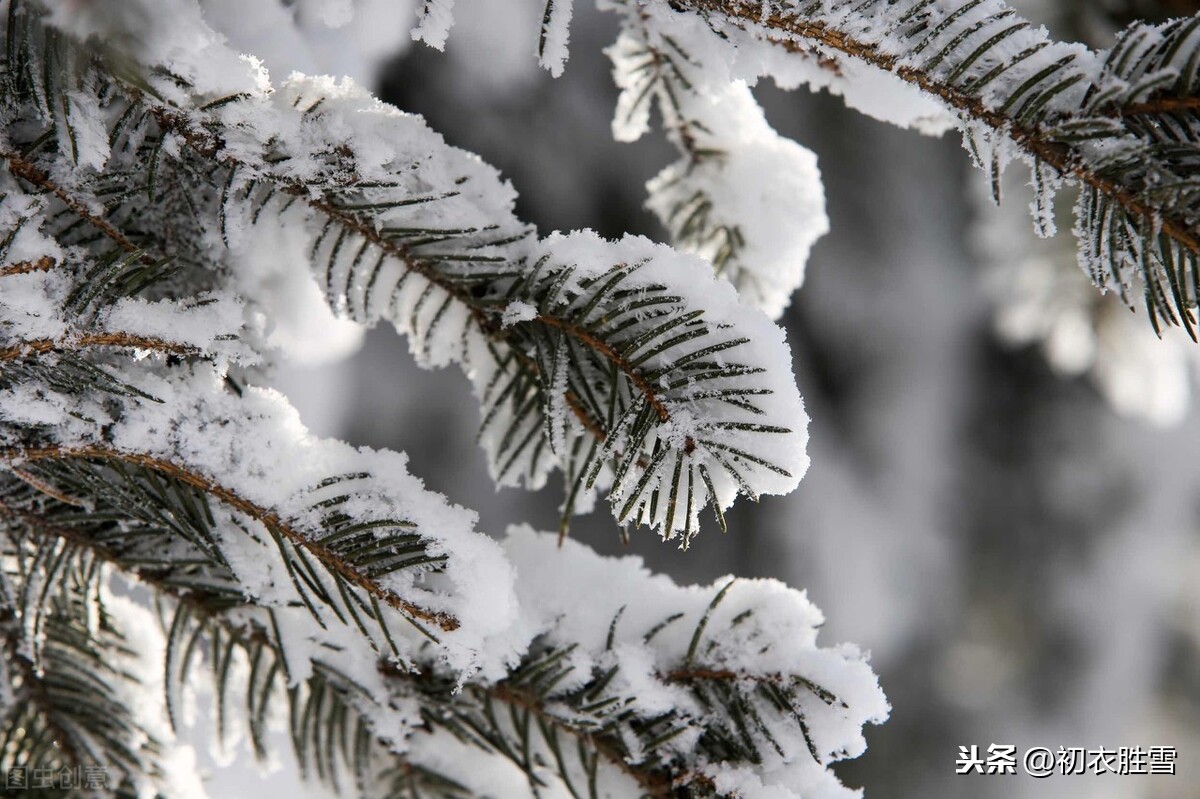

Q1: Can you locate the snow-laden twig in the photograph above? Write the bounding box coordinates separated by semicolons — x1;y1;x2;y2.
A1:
0;0;885;795
644;0;1200;334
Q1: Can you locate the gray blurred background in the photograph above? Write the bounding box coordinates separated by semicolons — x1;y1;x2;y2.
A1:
213;0;1200;796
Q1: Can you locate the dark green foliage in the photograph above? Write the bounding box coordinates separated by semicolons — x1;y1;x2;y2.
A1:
1;0;798;542
676;0;1200;337
497;253;793;542
0;461;466;795
406;591;847;799
0;504;165;794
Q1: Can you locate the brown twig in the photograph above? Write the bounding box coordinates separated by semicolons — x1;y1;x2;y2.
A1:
1120;95;1200;116
0;256;56;276
563;390;608;441
0;333;199;363
6;468;85;506
665;666;748;682
2;151;156;265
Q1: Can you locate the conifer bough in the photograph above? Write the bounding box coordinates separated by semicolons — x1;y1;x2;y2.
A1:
612;0;1200;333
1;0;1198;796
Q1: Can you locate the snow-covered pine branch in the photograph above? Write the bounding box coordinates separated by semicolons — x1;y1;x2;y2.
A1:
3;0;810;541
605;5;829;319
1;456;888;797
453;0;1200;341
0;0;884;796
973;160;1198;425
612;0;1200;337
0;332;884;796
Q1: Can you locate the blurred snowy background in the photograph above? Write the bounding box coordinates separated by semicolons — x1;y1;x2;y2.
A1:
194;0;1200;797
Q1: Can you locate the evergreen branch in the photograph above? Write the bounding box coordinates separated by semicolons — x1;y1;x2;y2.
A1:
0;445;460;631
7;68;694;533
608;10;827;319
146;106;498;333
383;529;889;799
2;492;731;798
479;679;683;797
0;609;85;768
0;523;165;791
0;497;474;797
1;0;813;538
0;3;891;797
147;104;700;450
0;455;885;797
390;660;694;797
679;0;1200;260
535;315;672;423
0;493;236;612
642;0;1200;334
4;489;673;797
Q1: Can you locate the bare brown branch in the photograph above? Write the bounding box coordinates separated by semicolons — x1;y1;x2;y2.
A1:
0;256;56;276
0;333;200;363
1120;95;1200;116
